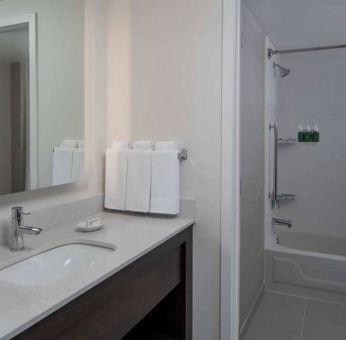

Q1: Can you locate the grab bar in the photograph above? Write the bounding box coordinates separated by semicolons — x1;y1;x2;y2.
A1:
269;123;278;208
269;123;296;209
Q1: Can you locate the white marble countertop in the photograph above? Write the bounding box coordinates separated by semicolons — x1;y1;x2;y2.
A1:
0;211;194;340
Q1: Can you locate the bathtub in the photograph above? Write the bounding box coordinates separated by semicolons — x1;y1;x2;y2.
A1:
266;228;346;304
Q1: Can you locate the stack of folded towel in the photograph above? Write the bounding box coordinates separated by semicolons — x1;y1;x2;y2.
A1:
52;139;85;185
105;140;180;215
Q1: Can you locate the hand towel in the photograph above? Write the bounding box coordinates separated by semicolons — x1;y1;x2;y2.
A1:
71;149;85;182
61;139;78;148
125;141;152;212
150;142;180;215
52;148;74;185
105;142;129;210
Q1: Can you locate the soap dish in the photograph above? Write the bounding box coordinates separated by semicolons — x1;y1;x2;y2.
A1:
76;218;105;233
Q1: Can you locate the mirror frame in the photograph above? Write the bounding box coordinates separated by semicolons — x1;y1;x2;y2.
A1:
0;13;38;190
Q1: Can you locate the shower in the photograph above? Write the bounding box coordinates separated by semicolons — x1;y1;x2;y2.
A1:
273;62;291;78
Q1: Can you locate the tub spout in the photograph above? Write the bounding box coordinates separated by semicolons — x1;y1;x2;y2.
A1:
272;217;292;228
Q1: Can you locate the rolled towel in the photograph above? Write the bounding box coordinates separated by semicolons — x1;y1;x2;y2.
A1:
112;141;130;150
132;140;154;150
105;142;129;211
150;141;180;215
61;139;78;148
125;141;152;212
52;148;74;185
155;141;180;151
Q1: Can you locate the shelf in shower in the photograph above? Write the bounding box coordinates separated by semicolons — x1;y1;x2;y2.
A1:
278;138;296;145
277;193;295;201
299;142;319;145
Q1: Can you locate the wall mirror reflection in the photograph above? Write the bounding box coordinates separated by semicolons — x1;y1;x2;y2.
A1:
0;1;85;196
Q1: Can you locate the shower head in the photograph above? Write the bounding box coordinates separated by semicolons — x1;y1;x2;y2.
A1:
273;62;291;78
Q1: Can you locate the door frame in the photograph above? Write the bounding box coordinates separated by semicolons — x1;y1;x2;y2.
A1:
0;13;38;190
220;0;241;339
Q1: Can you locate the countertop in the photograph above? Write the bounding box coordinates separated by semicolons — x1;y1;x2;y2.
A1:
0;211;194;340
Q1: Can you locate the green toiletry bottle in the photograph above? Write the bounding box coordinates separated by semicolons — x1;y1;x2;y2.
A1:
298;125;303;142
306;125;311;143
313;125;320;143
302;127;307;143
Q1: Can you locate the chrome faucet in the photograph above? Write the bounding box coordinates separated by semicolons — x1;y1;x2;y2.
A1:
272;217;292;229
10;207;42;251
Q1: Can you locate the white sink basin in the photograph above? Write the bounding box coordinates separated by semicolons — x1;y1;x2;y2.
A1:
0;242;116;287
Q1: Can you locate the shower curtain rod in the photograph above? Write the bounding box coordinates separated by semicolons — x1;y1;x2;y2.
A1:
268;44;346;59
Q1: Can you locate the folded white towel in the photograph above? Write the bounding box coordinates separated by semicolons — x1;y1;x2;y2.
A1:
71;149;85;182
125;142;152;212
105;142;129;210
150;142;180;215
61;139;78;148
52;148;74;185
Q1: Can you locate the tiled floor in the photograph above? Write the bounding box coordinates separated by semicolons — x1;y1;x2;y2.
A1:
244;291;346;340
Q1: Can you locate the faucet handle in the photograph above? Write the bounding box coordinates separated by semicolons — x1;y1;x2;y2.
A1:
12;207;31;219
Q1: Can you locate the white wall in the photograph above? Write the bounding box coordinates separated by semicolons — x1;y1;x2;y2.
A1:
106;1;223;338
0;0;107;220
239;3;265;327
0;0;85;188
274;49;346;235
0;62;11;195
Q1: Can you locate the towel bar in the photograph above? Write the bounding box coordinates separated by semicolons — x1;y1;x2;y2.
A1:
54;146;188;161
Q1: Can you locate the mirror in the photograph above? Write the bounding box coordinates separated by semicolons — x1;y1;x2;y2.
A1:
0;0;85;195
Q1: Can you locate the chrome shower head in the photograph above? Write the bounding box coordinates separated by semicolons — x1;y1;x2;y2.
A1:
273;62;291;78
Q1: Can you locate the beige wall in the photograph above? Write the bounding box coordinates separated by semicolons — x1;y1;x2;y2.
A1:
107;1;223;338
0;0;107;220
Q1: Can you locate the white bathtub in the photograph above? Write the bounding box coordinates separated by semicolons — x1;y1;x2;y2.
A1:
266;228;346;304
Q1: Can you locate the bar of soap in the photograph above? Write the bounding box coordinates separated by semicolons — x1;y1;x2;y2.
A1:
76;218;105;232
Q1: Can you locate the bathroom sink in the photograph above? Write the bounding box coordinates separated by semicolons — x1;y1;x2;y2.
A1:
0;242;116;287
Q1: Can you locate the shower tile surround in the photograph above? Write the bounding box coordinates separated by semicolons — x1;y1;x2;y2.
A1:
268;48;346;235
244;291;346;340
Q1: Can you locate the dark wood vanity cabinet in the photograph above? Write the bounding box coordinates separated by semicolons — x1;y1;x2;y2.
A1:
15;226;193;340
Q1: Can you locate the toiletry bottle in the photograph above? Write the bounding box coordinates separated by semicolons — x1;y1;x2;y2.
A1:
298;125;303;142
306;125;311;143
313;125;319;143
302;126;307;142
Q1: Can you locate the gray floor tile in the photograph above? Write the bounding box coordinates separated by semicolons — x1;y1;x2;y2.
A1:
250;292;306;336
303;300;346;340
244;327;299;340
